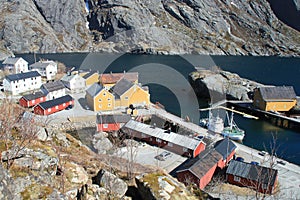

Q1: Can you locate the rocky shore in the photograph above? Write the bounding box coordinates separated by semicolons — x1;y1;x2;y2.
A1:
189;69;265;101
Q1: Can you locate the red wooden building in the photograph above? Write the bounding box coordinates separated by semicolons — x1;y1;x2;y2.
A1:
96;114;131;132
19;91;46;108
176;138;237;189
34;95;74;115
122;120;206;158
226;160;278;194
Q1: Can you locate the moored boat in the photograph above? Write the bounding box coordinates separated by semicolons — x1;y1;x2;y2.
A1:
221;111;245;141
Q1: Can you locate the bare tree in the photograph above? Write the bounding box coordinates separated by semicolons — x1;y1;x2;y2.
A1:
0;98;45;169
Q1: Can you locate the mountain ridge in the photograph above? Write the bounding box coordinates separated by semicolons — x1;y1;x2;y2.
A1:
0;0;299;59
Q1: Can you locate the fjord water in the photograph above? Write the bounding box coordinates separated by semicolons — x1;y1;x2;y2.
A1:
17;53;300;165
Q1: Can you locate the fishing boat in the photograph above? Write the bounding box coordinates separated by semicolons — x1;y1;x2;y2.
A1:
199;106;245;141
221;111;245;141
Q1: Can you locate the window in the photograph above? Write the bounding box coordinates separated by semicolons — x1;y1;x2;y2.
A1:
262;184;268;189
141;133;146;137
99;104;102;108
103;124;108;128
32;100;35;103
168;142;173;147
103;92;106;96
183;147;188;152
108;98;111;101
48;108;51;112
108;103;111;107
63;103;66;106
234;176;240;182
156;138;161;143
99;99;102;102
55;106;59;109
125;96;129;100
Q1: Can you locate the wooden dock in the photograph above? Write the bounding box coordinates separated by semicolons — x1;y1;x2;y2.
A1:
149;104;221;143
227;101;300;132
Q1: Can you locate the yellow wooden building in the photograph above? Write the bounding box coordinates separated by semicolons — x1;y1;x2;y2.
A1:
85;83;115;111
85;78;150;112
253;86;297;112
110;78;150;108
81;71;99;86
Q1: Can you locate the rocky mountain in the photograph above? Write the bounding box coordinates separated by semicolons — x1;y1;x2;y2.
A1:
0;0;299;59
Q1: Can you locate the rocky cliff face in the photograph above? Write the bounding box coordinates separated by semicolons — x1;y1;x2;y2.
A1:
0;0;299;58
0;0;91;59
88;0;300;56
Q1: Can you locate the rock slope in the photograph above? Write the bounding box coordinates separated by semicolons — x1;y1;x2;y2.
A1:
0;0;299;58
189;69;264;101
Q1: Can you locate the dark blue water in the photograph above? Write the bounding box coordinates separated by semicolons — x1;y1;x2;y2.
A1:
14;53;300;165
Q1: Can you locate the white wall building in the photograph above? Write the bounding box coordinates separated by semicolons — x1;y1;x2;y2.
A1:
29;60;57;81
2;57;28;74
60;72;86;93
40;81;66;100
3;71;42;95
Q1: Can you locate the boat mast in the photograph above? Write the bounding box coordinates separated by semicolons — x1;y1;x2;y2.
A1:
230;111;234;130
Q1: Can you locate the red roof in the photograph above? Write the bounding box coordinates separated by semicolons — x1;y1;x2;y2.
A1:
100;72;138;84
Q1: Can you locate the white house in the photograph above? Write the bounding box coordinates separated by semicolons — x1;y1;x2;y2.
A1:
2;57;28;74
40;81;66;100
3;71;42;95
29;60;57;81
60;72;86;93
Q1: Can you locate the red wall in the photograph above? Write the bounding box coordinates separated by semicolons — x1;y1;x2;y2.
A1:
97;123;121;132
19;96;46;108
177;163;218;190
34;99;74;115
193;142;206;158
227;174;277;194
217;150;236;169
199;163;218;189
177;171;199;187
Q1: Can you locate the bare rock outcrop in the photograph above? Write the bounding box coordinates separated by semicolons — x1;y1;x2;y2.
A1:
189;69;264;101
93;169;128;198
88;0;300;56
0;0;299;58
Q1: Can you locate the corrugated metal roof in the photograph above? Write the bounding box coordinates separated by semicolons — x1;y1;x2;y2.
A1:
22;91;46;101
96;114;132;124
259;86;296;101
41;81;65;92
110;78;134;98
123;120;202;150
3;57;27;65
177;148;222;179
226;160;278;185
5;71;41;81
100;72;138;84
37;95;73;110
214;138;237;160
86;83;104;97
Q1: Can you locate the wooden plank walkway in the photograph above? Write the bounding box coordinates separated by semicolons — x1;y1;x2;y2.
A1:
149;104;221;142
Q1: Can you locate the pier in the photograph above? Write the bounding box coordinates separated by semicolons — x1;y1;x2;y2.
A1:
149;104;220;142
227;100;300;132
